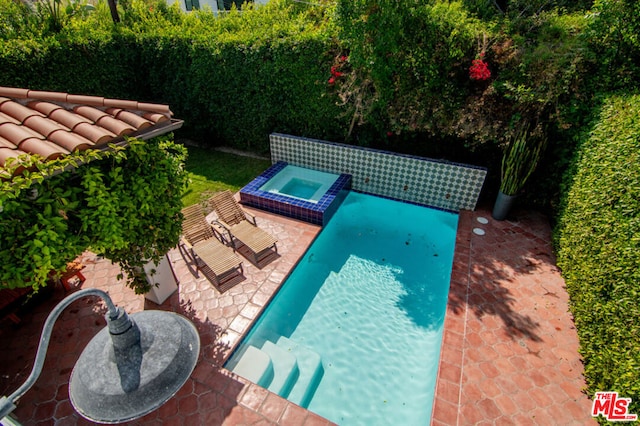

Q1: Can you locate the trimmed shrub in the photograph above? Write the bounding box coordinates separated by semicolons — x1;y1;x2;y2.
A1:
555;94;640;415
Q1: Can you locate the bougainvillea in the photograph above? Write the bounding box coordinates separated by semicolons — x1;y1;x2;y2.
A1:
328;55;349;85
469;53;491;81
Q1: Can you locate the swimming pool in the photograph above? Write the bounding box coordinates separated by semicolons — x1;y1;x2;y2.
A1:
226;192;458;424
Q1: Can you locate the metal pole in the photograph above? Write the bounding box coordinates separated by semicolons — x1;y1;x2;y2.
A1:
0;289;118;420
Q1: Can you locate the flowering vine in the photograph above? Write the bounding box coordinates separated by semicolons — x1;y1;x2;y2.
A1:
328;55;349;85
470;52;491;81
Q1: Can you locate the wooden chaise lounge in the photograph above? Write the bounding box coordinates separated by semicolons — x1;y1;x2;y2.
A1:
181;204;244;292
208;191;278;266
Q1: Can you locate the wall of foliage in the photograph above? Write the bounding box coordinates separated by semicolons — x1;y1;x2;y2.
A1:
555;94;640;416
0;0;350;153
0;0;597;164
0;136;188;293
2;0;640;412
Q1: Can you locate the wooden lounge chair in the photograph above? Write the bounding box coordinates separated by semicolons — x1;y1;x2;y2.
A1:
208;190;278;266
181;204;243;291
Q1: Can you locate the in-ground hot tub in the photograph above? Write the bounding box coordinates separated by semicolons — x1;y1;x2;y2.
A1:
240;162;351;226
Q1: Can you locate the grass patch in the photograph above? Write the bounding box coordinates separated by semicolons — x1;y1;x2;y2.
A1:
181;146;271;207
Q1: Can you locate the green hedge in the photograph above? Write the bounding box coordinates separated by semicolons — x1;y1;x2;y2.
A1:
555;94;640;416
3;0;637;212
0;0;349;153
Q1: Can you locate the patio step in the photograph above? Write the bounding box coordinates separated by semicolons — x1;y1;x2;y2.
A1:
261;340;299;398
276;336;324;408
229;345;273;388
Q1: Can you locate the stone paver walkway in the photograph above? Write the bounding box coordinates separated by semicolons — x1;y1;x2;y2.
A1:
0;203;595;425
432;208;595;425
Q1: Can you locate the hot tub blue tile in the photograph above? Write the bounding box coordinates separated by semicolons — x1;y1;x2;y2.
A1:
241;163;352;226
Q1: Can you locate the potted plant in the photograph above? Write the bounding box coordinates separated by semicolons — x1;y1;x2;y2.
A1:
493;124;546;220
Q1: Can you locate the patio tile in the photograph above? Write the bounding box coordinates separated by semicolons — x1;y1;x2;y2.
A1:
434;206;596;426
0;203;595;425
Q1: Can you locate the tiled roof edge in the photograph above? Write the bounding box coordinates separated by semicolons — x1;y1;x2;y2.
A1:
0;87;172;116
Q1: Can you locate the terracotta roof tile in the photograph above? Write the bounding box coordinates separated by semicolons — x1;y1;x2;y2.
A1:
49;130;94;152
0;88;29;99
27;101;64;116
104;99;139;110
73;122;116;145
19;138;68;160
73;105;108;122
26;90;68;103
66;94;105;107
0;147;28;173
137;102;171;114
95;115;136;136
0;87;181;175
106;108;153;130
0;101;45;123
0;112;21;125
0;136;17;149
48;108;93;130
22;116;69;138
143;112;170;123
0;123;44;146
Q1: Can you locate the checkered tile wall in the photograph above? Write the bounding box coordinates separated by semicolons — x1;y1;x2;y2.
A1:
270;133;486;211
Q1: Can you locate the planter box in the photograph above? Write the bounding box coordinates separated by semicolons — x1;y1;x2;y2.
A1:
492;191;518;221
143;254;178;305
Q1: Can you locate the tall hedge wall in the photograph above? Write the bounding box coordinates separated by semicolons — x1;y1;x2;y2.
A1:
2;0;634;211
0;0;349;152
555;94;640;414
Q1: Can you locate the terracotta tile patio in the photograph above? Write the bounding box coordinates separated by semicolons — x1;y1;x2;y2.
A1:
0;202;596;425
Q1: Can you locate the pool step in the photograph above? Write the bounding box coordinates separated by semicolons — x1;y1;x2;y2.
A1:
228;339;324;408
229;345;273;388
276;336;324;408
260;340;299;398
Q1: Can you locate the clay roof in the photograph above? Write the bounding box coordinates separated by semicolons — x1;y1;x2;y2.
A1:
0;87;183;175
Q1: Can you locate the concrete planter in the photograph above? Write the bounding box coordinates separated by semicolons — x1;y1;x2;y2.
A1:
143;254;178;305
492;191;518;221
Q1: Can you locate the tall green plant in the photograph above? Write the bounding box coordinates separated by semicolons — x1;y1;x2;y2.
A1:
500;124;546;195
33;0;96;33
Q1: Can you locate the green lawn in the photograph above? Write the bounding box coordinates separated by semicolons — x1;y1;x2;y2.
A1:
181;146;271;207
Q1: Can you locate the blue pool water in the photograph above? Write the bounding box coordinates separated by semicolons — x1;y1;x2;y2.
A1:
279;178;322;200
226;192;458;425
258;164;341;203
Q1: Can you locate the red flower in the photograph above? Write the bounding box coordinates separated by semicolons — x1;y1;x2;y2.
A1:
340;55;348;62
386;131;393;137
330;66;344;77
328;77;336;85
469;58;491;81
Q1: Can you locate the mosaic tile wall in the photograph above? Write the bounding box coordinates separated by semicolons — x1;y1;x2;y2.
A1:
270;133;487;211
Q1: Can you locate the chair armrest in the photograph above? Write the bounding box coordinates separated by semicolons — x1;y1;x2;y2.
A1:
180;236;194;250
243;211;257;226
209;221;228;244
213;218;233;232
213;219;237;249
